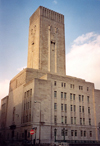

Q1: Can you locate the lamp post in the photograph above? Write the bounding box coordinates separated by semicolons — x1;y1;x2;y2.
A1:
34;101;41;144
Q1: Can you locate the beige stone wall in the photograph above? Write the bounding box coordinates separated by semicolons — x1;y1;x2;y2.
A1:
94;89;100;140
27;6;66;76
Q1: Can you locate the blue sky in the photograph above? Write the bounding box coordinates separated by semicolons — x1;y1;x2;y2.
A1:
0;0;100;99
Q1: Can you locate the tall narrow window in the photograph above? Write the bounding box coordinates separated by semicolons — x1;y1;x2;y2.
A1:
80;118;82;125
87;96;89;103
61;104;63;111
88;107;90;114
81;130;83;136
84;131;86;137
61;116;64;123
65;116;67;124
65;130;68;136
71;117;73;124
89;118;91;125
79;106;81;112
73;94;75;100
64;83;66;87
54;91;57;98
83;118;85;125
74;117;76;124
65;104;67;111
82;106;84;113
54;81;56;86
54;103;57;110
61;82;63;87
82;95;84;101
71;130;74;136
75;130;77;136
70;93;72;100
64;92;66;99
90;131;92;137
54;115;57;124
79;95;81;102
61;92;63;99
71;105;73;111
74;105;76;112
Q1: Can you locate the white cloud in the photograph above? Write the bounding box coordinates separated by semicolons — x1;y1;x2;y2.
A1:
0;79;10;100
66;32;100;89
53;0;57;4
17;66;26;71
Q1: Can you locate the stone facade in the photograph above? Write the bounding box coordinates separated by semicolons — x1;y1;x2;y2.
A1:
0;6;100;144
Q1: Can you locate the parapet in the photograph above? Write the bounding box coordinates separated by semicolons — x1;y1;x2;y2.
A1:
30;6;64;25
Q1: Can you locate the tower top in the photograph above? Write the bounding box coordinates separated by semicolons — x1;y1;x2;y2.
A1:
27;6;66;75
30;6;64;25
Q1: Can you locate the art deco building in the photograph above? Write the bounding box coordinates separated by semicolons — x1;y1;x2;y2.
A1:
0;6;100;144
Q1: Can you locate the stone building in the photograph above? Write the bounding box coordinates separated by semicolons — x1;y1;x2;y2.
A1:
0;6;100;144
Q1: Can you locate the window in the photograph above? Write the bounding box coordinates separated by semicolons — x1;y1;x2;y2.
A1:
82;106;84;113
54;81;56;86
75;130;77;136
82;95;84;101
73;94;75;100
70;93;72;100
30;89;32;96
84;131;86;137
65;104;67;111
54;129;57;136
79;95;81;102
54;115;57;124
24;92;26;98
71;105;73;111
80;118;82;125
65;116;67;124
61;92;63;99
71;130;74;136
90;131;92;137
61;82;63;87
87;87;89;91
70;84;72;88
81;130;83;136
65;130;68;136
89;118;91;125
88;107;90;114
61;104;63;111
74;105;76;112
71;117;73;124
27;90;29;97
83;118;85;125
64;83;66;87
79;106;81;112
74;117;76;124
54;103;57;110
64;92;66;99
87;96;89;103
61;129;64;136
79;86;83;90
54;91;57;98
61;116;64;123
70;84;74;89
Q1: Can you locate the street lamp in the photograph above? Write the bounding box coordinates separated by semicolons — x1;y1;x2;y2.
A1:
34;101;41;144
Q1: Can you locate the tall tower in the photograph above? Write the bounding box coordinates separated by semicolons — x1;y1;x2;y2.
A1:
27;6;66;75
